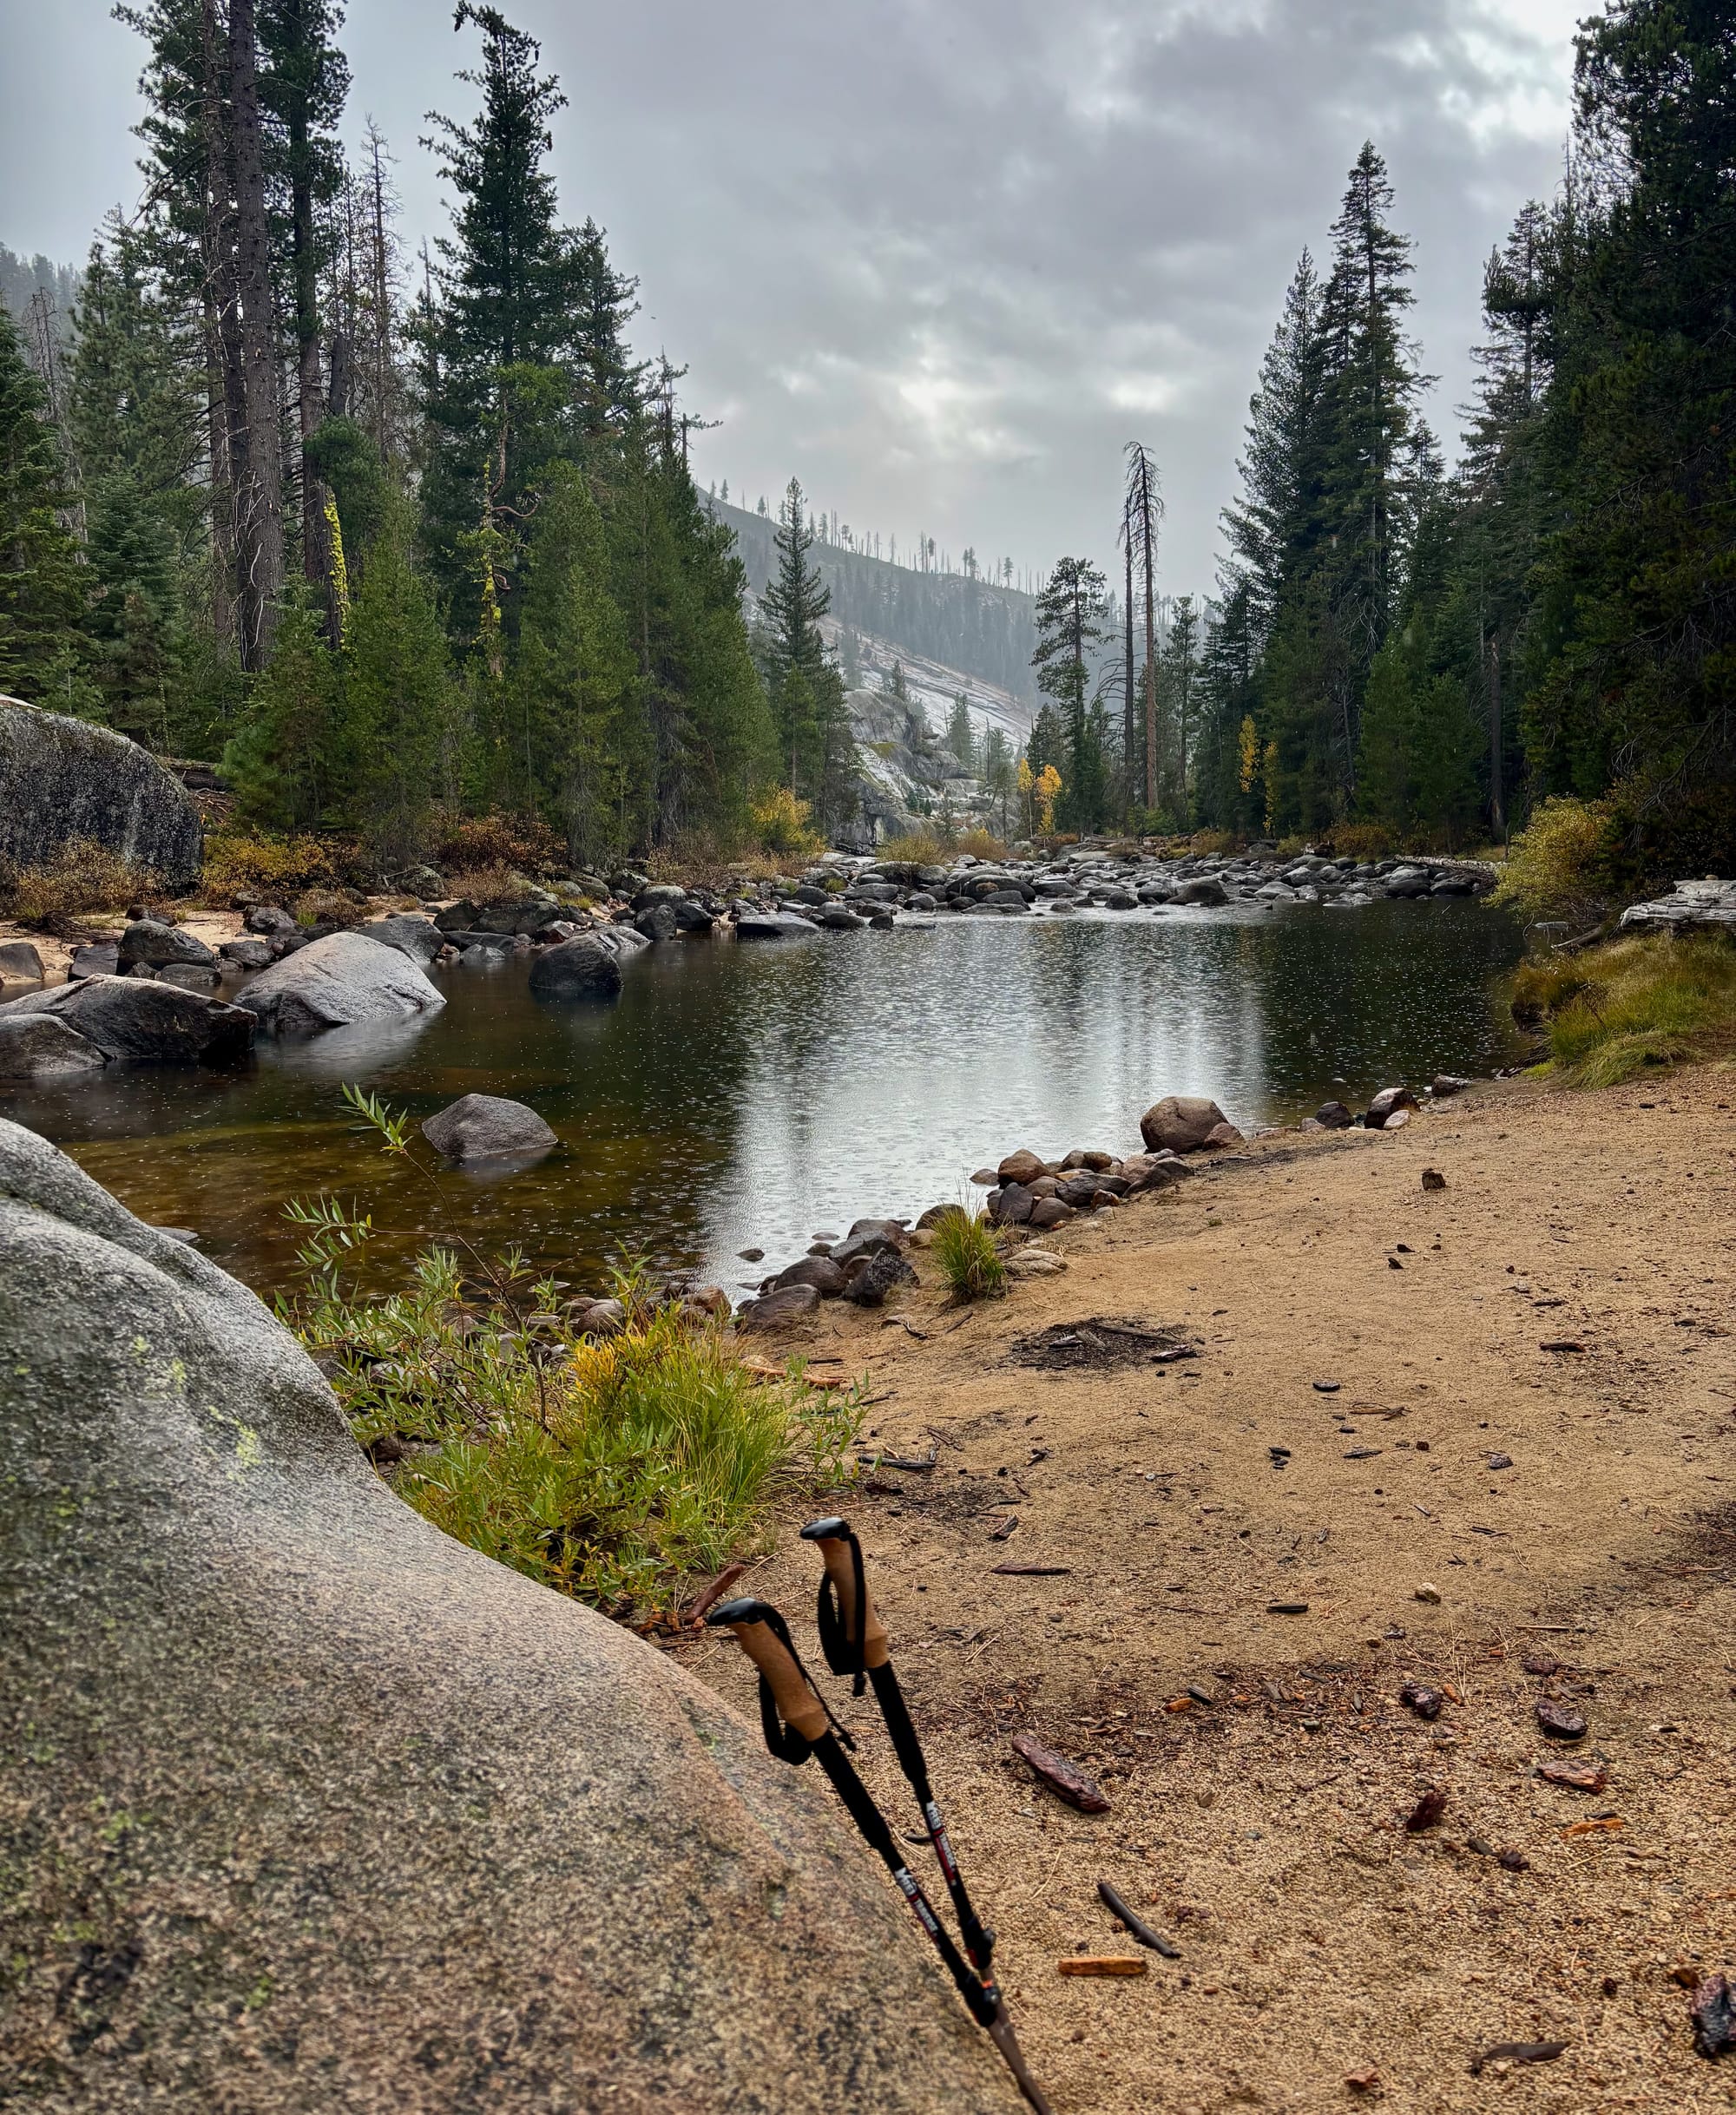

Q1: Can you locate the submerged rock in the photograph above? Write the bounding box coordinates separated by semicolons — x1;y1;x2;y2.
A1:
0;696;202;884
236;929;446;1036
529;933;625;1001
0;1120;1016;2115
0;975;254;1064
421;1093;557;1164
0;1014;107;1080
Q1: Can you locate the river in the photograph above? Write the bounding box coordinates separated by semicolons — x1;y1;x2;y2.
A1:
4;899;1528;1301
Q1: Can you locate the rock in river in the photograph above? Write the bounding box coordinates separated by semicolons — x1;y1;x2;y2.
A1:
0;1119;1018;2115
236;929;447;1036
735;911;820;941
354;913;444;964
0;975;254;1064
0;1014;107;1080
421;1093;557;1164
0;940;44;983
116;918;218;971
529;933;625;1001
0;696;202;884
772;1255;848;1298
1140;1094;1232;1153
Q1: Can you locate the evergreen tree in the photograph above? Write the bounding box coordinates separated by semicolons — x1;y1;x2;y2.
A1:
0;305;87;706
945;691;976;772
512;460;635;860
343;502;457;860
221;588;341;825
1032;556;1108;830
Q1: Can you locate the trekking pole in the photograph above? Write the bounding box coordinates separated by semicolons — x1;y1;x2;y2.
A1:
705;1597;1052;2114
799;1519;1054;2115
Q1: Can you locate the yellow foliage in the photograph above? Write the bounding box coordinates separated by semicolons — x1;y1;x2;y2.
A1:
750;785;825;858
1238;715;1259;795
201;829;338;904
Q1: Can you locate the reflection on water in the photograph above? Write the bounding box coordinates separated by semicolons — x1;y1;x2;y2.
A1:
3;900;1526;1298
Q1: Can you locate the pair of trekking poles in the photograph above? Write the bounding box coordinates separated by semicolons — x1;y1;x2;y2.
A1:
707;1517;1054;2114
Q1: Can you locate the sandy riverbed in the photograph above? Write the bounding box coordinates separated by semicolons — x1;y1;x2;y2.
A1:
675;1069;1735;2113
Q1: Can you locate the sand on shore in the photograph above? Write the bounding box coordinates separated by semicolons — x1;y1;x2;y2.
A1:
677;1069;1736;2112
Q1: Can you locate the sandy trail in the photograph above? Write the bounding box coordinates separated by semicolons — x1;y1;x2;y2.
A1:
678;1071;1736;2113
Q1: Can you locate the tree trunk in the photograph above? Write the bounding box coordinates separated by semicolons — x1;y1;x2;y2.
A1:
228;0;285;669
200;0;238;651
1122;516;1135;818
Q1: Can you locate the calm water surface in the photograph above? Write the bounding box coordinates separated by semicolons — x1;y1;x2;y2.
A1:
6;900;1527;1299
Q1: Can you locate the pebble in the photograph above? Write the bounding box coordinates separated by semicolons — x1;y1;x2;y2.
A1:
1415;1583;1442;1604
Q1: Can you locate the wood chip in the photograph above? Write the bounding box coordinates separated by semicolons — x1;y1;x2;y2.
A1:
1536;1698;1588;1740
1470;2041;1568;2077
1057;1955;1147;1977
991;1562;1071;1576
989;1512;1020;1541
1096;1878;1181;1957
1404;1787;1449;1832
1540;1339;1586;1353
1011;1734;1110;1812
1536;1761;1607;1793
1562;1815;1623;1837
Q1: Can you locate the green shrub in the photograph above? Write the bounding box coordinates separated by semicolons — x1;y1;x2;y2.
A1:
281;1089;861;1613
1490;797;1621;924
930;1206;1007;1301
1513;931;1736;1086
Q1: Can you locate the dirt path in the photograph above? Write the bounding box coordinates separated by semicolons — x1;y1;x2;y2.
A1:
677;1070;1736;2113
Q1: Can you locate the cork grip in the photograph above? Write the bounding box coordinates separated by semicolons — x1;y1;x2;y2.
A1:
721;1610;828;1742
814;1534;891;1671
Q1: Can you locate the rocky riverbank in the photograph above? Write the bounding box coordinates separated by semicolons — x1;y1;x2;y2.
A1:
681;1063;1736;2113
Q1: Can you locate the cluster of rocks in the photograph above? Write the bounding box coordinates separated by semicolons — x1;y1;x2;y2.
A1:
713;844;1494;931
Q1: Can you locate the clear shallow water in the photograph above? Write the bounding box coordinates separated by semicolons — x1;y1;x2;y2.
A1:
5;900;1527;1300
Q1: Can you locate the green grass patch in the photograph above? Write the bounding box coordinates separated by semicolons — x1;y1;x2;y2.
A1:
930;1205;1007;1300
282;1092;861;1616
1510;931;1736;1087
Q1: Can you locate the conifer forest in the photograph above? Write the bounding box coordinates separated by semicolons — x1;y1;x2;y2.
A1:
0;0;1732;884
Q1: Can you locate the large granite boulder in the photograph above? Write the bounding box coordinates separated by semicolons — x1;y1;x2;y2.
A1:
529;934;624;1001
0;975;254;1063
0;939;44;982
1140;1094;1231;1153
0;697;202;884
235;929;446;1036
0;1120;1018;2115
421;1093;557;1164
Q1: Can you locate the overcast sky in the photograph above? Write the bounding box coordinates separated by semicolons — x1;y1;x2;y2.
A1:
1;0;1584;594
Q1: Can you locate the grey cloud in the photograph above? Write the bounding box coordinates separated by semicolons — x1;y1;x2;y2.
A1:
2;0;1575;591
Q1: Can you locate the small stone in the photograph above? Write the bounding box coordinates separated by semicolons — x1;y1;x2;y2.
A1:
1535;1698;1588;1741
1487;1452;1514;1470
1414;1582;1442;1604
1266;1600;1310;1615
1496;1849;1529;1871
739;1248;764;1263
1404;1787;1448;1832
1421;1167;1447;1191
1399;1683;1443;1721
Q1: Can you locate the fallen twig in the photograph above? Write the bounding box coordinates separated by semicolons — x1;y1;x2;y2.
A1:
1096;1878;1181;1958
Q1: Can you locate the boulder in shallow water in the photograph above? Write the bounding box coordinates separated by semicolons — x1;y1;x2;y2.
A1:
1314;1100;1355;1129
236;929;446;1036
117;918;217;970
0;1014;106;1080
734;911;820;941
772;1255;848;1298
421;1093;557;1164
353;913;444;964
528;933;624;1001
0;1119;1018;2115
0;939;44;983
0;975;253;1064
0;697;201;884
737;1281;823;1331
1174;876;1229;907
1140;1094;1231;1153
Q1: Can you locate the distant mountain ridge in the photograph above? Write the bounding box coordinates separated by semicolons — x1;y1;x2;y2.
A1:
707;494;1037;701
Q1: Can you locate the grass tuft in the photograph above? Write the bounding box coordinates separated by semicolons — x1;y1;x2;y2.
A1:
930;1206;1007;1300
1511;931;1736;1086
